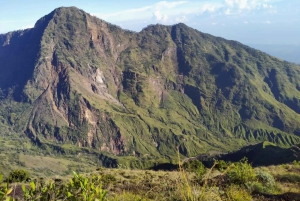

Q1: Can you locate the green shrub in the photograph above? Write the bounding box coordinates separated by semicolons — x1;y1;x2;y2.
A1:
101;174;117;187
276;173;300;183
246;181;275;194
198;187;223;201
226;158;256;185
7;169;30;183
182;159;206;178
0;174;13;200
293;160;300;166
255;169;276;188
108;192;148;201
226;185;252;201
216;160;230;172
22;172;107;201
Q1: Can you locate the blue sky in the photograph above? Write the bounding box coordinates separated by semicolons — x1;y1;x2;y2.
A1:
0;0;299;45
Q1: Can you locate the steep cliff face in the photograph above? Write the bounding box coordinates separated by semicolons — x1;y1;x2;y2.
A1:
1;7;300;164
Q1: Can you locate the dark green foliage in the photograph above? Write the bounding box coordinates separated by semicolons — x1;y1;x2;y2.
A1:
22;172;107;201
256;169;276;188
293;160;300;166
216;160;230;172
275;173;300;183
246;169;277;194
226;158;256;185
99;174;116;187
7;169;30;183
0;173;13;200
182;159;206;178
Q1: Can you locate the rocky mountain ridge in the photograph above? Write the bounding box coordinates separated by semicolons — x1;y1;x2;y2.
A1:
1;7;300;167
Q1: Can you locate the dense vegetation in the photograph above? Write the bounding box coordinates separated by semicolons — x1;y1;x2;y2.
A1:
1;159;300;200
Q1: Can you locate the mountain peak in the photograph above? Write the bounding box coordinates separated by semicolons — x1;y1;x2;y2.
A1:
33;6;94;30
51;6;83;15
1;7;300;168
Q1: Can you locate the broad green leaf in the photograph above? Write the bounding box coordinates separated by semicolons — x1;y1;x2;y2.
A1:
21;185;26;192
67;191;72;197
30;181;36;191
6;188;12;195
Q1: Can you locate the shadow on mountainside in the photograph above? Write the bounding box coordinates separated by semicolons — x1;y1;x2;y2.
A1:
150;142;300;170
196;142;300;167
149;163;179;171
0;11;54;101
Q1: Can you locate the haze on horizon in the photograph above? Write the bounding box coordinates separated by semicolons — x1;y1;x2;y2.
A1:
0;0;299;62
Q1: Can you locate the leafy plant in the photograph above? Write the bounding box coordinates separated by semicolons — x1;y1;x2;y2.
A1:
7;170;29;183
101;174;116;187
255;169;276;189
108;192;147;201
0;174;13;201
226;185;252;201
226;158;256;185
275;173;300;183
22;178;64;200
293;160;300;166
216;160;230;172
22;172;107;201
65;171;107;201
182;159;206;179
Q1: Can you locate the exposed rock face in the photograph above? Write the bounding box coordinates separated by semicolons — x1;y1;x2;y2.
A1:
1;7;300;163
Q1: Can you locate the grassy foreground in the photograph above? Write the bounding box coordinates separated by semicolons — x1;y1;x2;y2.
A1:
1;158;300;201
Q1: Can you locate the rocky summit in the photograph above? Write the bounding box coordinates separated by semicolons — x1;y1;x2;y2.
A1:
1;7;300;168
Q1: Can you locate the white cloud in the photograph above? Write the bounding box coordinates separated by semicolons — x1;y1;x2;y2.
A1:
225;8;235;15
21;24;34;30
222;0;278;13
225;0;234;6
175;15;188;22
93;1;188;23
262;4;273;8
223;0;249;10
264;20;271;24
89;0;284;32
236;0;248;9
153;10;168;22
92;5;152;21
93;1;223;25
155;1;187;9
201;4;219;13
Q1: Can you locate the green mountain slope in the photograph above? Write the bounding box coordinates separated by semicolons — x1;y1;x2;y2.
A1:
1;7;300;167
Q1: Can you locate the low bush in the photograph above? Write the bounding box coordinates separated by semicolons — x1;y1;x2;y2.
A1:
7;169;30;183
293;160;300;166
108;192;148;201
246;181;264;193
198;187;223;201
22;172;107;201
256;169;276;188
276;173;300;183
226;185;252;201
226;158;256;185
101;174;116;187
216;160;230;172
182;159;206;178
0;174;13;200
